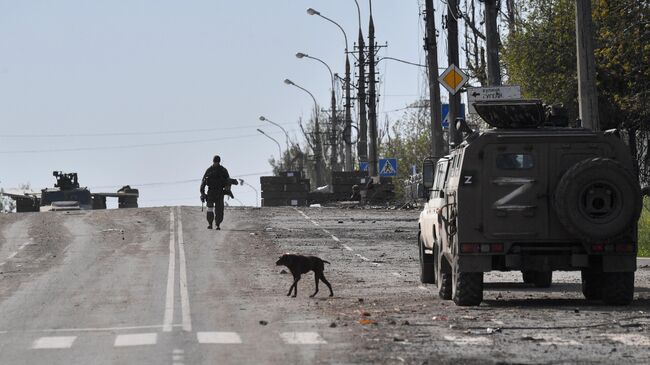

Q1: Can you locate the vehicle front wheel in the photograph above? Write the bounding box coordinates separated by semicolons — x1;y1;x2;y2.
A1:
581;271;603;300
532;271;552;288
435;242;452;300
451;259;483;306
419;233;435;284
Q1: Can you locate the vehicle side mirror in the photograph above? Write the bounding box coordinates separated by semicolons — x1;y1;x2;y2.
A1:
422;158;435;189
439;190;445;198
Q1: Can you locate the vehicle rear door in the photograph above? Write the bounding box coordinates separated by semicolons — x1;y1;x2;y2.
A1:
482;144;548;240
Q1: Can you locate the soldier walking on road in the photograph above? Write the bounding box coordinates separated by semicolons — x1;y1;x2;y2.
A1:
200;155;232;230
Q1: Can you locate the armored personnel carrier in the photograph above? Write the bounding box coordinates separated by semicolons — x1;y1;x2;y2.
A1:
418;100;641;306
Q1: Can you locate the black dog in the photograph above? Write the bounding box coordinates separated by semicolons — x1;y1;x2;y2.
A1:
276;254;334;298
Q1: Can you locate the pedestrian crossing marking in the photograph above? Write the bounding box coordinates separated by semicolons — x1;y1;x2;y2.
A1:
279;331;327;345
114;333;157;347
32;336;77;349
197;331;242;344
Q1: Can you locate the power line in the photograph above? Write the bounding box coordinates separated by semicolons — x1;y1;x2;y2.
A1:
90;171;272;190
0;131;295;154
0;123;295;138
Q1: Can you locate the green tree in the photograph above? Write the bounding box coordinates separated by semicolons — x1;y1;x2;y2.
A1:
503;0;650;131
379;102;432;198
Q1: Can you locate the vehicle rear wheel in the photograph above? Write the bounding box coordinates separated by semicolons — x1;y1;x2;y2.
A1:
419;233;435;284
451;259;483;306
581;271;603;300
601;272;634;305
435;243;452;300
532;271;552;288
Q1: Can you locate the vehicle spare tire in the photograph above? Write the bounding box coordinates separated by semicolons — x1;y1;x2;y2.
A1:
555;157;641;241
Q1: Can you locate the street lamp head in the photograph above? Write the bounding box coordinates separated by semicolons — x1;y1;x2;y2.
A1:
284;79;294;85
256;128;265;134
259;116;266;121
306;8;320;16
295;52;307;59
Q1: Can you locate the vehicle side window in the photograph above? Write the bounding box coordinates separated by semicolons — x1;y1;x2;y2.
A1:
434;161;450;189
496;153;534;170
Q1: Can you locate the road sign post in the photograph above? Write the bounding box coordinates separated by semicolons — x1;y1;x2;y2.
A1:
467;86;521;114
379;158;397;177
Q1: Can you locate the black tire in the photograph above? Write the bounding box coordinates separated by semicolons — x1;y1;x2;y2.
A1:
451;260;483;306
581;271;603;300
419;233;435;284
532;271;552;288
601;272;634;305
435;243;452;300
522;271;535;284
555;158;641;241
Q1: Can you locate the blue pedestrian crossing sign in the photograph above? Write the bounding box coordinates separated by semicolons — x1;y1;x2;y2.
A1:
379;158;397;177
359;162;369;171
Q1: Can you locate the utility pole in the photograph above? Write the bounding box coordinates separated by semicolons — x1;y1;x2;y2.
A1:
330;89;339;172
424;0;446;159
485;0;501;86
447;0;461;147
344;55;353;171
575;0;600;131
313;107;325;186
357;29;368;168
367;13;378;177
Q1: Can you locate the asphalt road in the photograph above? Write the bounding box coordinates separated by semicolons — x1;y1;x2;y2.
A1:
0;206;649;364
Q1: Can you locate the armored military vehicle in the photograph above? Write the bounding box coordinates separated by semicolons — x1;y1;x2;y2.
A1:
2;171;139;212
418;100;642;306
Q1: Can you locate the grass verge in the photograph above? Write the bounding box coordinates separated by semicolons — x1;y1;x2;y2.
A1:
639;198;650;257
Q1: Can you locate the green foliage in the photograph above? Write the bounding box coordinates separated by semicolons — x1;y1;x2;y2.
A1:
503;0;650;130
380;105;432;198
639;198;650;257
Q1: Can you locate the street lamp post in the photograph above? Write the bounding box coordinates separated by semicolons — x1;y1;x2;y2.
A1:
259;116;290;152
256;128;283;168
284;78;325;187
238;179;259;208
306;8;353;172
295;52;339;173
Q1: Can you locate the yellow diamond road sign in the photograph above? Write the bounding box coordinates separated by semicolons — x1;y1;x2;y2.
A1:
438;64;468;95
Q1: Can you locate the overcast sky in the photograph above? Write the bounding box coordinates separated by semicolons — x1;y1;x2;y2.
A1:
0;0;457;208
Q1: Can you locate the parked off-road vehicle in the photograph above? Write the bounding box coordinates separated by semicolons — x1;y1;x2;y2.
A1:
418;100;642;306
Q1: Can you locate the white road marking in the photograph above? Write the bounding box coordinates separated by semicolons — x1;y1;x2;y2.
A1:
603;333;650;346
356;254;370;262
280;332;327;345
197;332;243;344
176;207;192;332
322;229;331;235
331;235;340;242
114;333;158;347
5;241;33;261
173;349;185;354
342;244;353;251
32;336;76;349
163;208;176;332
310;220;320;226
418;285;429;291
21;324;180;333
293;207;310;220
392;272;401;277
443;335;492;346
173;355;184;360
0;261;5;266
